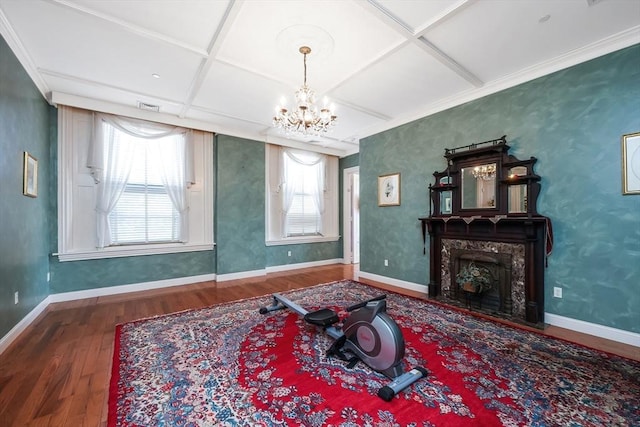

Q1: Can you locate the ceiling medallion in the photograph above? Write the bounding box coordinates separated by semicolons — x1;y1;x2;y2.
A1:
273;46;337;138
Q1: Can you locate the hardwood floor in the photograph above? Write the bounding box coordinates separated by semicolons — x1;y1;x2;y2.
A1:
0;264;637;426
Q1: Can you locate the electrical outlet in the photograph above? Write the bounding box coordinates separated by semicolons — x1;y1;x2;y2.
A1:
287;251;291;257
47;272;51;282
384;259;389;267
14;291;19;305
553;287;562;298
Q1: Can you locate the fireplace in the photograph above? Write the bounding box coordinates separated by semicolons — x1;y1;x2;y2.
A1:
444;240;524;320
421;217;548;327
419;137;551;327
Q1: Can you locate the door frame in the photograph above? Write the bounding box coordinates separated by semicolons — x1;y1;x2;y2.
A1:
342;166;360;264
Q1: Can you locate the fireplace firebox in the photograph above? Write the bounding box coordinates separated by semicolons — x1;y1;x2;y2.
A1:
419;137;551;327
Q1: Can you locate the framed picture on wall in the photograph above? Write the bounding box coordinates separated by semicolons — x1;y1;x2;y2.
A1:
378;173;400;206
23;151;38;198
622;132;640;195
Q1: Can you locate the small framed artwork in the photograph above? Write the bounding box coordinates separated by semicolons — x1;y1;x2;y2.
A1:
378;173;400;206
622;132;640;195
23;151;38;198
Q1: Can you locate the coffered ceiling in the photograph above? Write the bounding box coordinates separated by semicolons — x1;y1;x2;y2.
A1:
1;0;638;156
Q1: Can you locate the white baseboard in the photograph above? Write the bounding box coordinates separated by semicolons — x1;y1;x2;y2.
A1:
216;269;266;282
48;273;217;303
183;258;345;282
357;270;428;294
0;297;51;355
265;258;343;274
544;312;640;348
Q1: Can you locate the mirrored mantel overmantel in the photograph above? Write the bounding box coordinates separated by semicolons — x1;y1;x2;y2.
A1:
426;135;542;218
419;136;553;327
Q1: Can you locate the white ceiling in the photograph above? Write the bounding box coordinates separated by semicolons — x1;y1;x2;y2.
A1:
1;0;638;157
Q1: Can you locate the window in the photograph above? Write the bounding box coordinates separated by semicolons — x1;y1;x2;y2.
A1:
266;145;339;245
283;150;323;237
108;137;181;245
58;106;214;261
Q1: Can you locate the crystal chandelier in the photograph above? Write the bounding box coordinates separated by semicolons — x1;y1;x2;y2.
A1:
471;164;496;180
273;46;337;137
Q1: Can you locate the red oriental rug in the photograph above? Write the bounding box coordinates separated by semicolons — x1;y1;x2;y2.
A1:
108;280;640;426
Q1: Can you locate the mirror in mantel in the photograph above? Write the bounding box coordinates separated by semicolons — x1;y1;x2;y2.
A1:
508;166;528;213
439;176;452;214
461;163;496;209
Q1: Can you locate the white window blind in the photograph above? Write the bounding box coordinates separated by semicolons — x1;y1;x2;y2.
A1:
109;138;180;244
286;190;321;236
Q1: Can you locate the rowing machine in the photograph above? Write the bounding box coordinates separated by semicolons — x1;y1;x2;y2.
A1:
259;292;427;401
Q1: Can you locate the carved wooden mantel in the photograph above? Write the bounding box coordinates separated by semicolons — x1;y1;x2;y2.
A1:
420;137;551;327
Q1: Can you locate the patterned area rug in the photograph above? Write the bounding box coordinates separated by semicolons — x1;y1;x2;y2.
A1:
109;280;640;426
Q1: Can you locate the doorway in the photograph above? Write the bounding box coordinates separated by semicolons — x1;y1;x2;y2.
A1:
343;167;360;264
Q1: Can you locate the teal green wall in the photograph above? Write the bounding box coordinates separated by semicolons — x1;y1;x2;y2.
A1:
360;45;640;333
266;241;341;267
0;36;52;338
340;153;359;171
216;135;266;274
49;252;216;292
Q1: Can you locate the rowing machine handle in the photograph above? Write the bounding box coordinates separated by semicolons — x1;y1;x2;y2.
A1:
346;294;386;312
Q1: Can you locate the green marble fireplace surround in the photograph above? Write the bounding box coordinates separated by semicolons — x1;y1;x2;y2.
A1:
1;30;638;342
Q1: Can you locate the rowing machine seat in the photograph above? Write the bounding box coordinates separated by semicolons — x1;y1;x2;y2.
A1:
304;308;339;327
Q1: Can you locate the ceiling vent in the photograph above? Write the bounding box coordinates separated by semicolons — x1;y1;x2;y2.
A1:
137;101;160;112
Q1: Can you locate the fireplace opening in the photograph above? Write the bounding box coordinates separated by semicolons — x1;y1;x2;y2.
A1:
449;248;513;316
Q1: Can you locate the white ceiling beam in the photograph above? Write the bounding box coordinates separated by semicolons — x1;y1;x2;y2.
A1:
179;0;243;118
360;0;483;88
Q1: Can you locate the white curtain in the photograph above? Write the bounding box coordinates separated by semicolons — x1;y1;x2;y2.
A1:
93;120;136;248
281;148;326;236
156;132;190;242
88;113;194;247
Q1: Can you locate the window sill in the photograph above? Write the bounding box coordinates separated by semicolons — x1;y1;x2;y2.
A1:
56;243;215;262
265;235;340;246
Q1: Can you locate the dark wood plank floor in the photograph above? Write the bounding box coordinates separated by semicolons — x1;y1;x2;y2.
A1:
0;264;637;426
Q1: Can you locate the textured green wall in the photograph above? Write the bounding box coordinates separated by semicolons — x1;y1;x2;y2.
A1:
49;252;216;292
216;135;266;274
360;45;640;333
0;36;51;338
266;241;342;267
